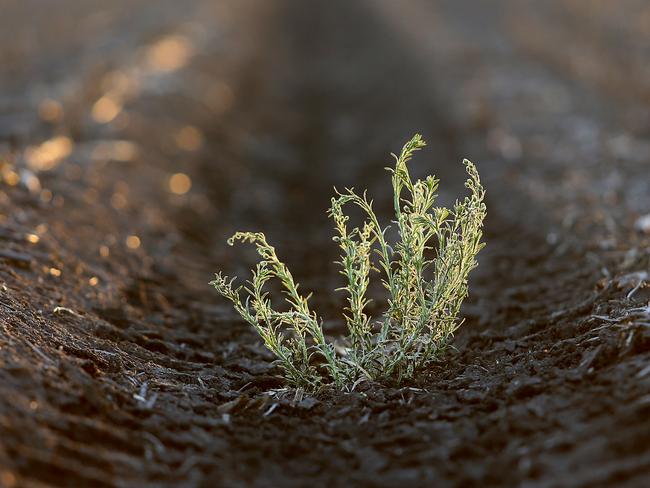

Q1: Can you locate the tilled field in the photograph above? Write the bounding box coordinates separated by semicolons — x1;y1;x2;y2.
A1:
1;1;649;486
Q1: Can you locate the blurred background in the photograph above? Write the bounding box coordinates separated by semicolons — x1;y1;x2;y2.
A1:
1;0;649;295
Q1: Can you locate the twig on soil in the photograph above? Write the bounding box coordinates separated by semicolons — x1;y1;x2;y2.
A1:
590;305;650;331
236;381;252;392
133;381;158;408
636;364;650;379
590;315;621;323
626;280;646;299
263;403;279;417
628;305;650;317
53;306;82;318
292;388;304;403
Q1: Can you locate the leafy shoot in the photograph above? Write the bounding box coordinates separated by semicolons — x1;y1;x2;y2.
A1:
211;134;486;390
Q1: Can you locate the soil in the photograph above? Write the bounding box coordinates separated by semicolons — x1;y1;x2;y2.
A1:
1;0;650;486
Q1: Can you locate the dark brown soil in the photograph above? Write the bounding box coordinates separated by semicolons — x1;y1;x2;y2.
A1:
1;1;650;486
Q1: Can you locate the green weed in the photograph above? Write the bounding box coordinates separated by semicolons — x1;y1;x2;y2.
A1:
212;134;486;390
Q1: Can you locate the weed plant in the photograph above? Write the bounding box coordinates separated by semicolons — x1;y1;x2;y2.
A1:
212;134;486;390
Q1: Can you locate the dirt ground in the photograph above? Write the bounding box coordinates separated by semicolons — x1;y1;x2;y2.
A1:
1;0;650;486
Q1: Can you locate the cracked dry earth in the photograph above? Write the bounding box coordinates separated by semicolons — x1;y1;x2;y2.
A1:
1;0;650;486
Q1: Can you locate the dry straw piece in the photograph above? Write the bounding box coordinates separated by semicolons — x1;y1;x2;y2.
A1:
212;134;486;390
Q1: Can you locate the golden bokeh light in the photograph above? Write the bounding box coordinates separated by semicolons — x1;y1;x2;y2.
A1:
25;136;73;172
25;233;40;244
147;35;193;72
92;95;122;124
99;245;110;258
1;168;20;186
89;276;99;286
22;172;41;194
168;173;192;195
126;235;141;249
174;126;204;151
